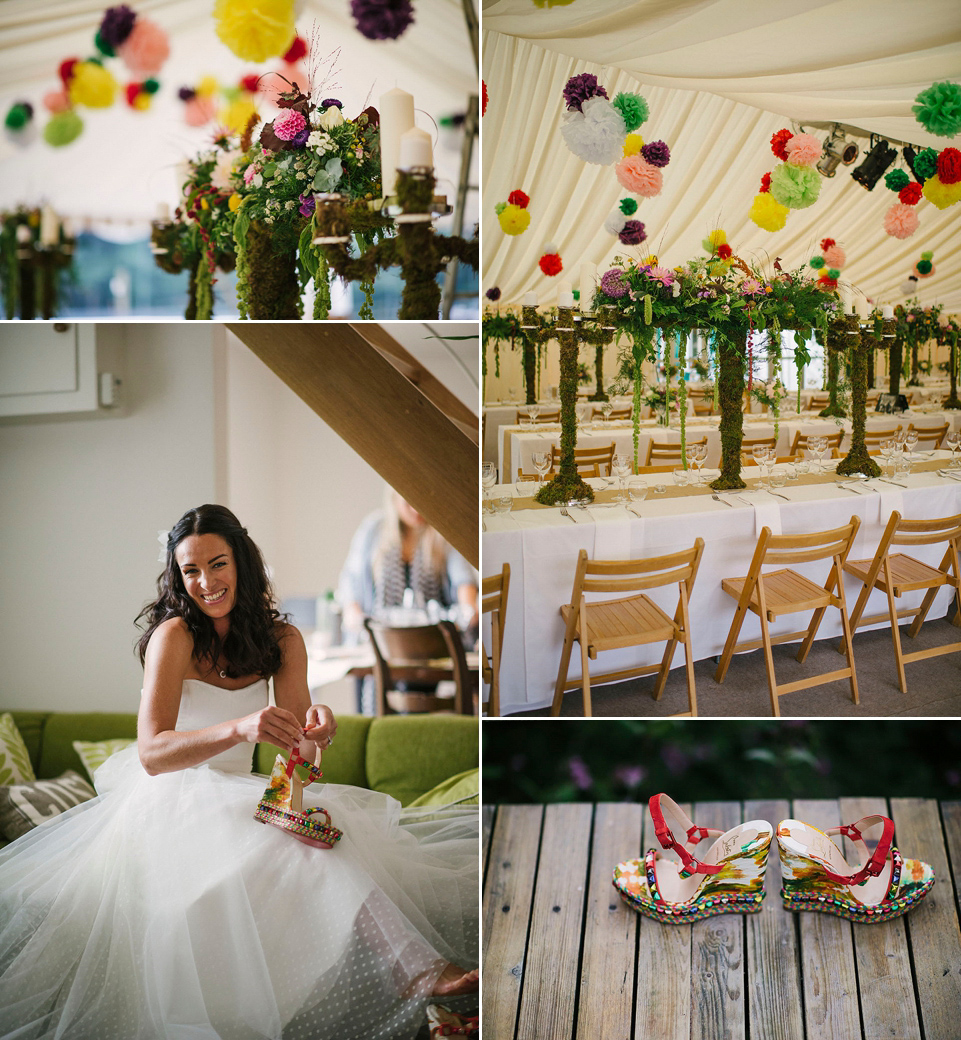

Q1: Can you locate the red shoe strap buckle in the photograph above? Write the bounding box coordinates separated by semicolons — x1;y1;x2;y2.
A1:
823;815;894;886
649;794;722;877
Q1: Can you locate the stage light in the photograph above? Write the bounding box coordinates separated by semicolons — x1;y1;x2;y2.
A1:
851;137;898;190
902;145;922;183
817;126;860;177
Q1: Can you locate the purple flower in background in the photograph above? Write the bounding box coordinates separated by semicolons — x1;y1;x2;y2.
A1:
641;140;671;168
614;764;646;789
350;0;415;41
320;99;343;109
562;73;609;113
486;287;502;301
298;192;316;218
600;266;629;298
568;755;593;791
178;86;197;102
99;5;136;49
618;219;647;246
661;744;690;776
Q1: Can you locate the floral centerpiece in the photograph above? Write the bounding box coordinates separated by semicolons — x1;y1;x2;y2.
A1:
750;377;789;439
0;206;74;320
896;300;943;386
481;307;524;399
939;316;961;410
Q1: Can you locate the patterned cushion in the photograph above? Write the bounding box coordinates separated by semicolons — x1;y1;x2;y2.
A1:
0;712;36;785
0;771;96;841
72;738;137;783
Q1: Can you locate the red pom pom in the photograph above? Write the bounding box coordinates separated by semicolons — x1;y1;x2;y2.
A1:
771;128;793;161
717;243;733;259
937;146;961;185
759;172;771;193
817;274;838;290
240;73;261;93
125;82;142;106
282;35;307;63
820;237;835;250
539;252;563;277
59;58;78;87
482;80;488;116
898;182;923;205
508;189;529;208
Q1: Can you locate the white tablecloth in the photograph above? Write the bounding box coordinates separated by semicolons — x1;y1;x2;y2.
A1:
481;455;961;715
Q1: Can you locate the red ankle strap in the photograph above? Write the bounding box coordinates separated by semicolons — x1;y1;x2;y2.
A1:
286;747;324;786
823;815;894;886
649;794;723;878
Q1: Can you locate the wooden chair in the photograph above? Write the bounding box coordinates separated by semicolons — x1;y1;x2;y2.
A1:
636;463;676;474
592;405;632;420
691;396;715;417
864;424;901;452
363;618;474;716
644;437;707;466
742;455;799;466
906;422;949;450
551;541;705;717
516;407;560;424
842;511;961;692
740;435;777;462
808;392;830;411
482;564;510;717
550;441;615;477
714;517;861;716
789;430;843;456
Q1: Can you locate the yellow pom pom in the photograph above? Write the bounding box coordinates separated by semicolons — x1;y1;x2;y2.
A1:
214;0;296;62
69;62;117;109
921;173;961;210
623;133;644;157
498;204;530;236
706;229;727;249
221;97;258;133
749;193;789;232
228;193;242;212
196;76;220;99
132;92;151;112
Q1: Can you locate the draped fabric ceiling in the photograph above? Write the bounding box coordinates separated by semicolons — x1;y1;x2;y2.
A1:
0;0;477;224
483;0;961;311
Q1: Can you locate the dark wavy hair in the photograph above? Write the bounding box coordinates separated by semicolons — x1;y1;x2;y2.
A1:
136;505;287;679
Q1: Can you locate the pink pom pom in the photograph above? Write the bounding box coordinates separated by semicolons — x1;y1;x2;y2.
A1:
615;154;663;198
784;132;822;167
43;89;70;114
184;96;216;127
883;202;919;239
117;18;170;77
822;244;846;269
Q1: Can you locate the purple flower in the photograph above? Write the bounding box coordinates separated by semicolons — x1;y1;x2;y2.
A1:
298;192;316;218
99;5;136;49
641;140;671;168
486;287;501;301
562;73;609;113
614;764;646;789
600;266;629;298
321;99;343;109
568;755;593;791
350;0;415;40
661;744;689;776
618;219;647;246
178;86;197;102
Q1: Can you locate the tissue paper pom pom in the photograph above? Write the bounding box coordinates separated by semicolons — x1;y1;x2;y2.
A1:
623;133;643;156
184;96;217;126
508;190;529;208
884;169;910;192
619;220;647;245
563;73;608;113
68;62;117;108
486;287;501;301
759;172;771;192
59;59;78;87
809;255;825;269
820;238;835;250
619;197;638;215
282;35;306;62
898;182;922;205
561;97;626;165
124;83;142;107
542;241;558;255
822;244;846;269
600;267;629;298
498;204;530;235
921;173;961;209
143;78;159;94
785;132;821;166
43;109;83;146
273;108;307;141
771;128;793;160
899;278;918;296
241;73;262;93
749;192;789;231
539;252;563;276
769;162;820;209
914;259;934;277
214;0;296;61
493;202;505;215
351;0;415;40
640;140;670;167
817;274;838;290
482;81;488;116
4;102;32;130
913;81;961;138
197;76;219;98
703;229;727;251
221;97;257;133
117;18;170;76
99;5;137;49
883;202;920;238
826;268;840;279
938;147;961;184
615;153;663;196
604;210;627;235
921;250;933;261
717;244;732;260
915;148;938;181
612;92;648;133
43;89;70;114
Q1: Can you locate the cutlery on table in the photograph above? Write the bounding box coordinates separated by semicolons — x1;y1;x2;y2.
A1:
833;482;862;494
876;477;907;488
711;493;733;507
766;489;790;500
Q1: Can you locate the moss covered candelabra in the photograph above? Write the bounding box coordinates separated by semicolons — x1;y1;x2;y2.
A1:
817;314;858;420
941;319;961;410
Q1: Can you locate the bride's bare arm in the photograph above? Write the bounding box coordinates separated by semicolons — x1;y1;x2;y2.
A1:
273;625;337;764
137;619;303;775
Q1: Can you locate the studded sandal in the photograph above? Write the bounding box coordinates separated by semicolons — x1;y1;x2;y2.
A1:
777;814;934;923
612;794;773;923
254;745;343;849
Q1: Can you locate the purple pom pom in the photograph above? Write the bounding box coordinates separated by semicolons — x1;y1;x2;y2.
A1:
486;287;501;301
350;0;414;41
178;86;197;102
600;267;629;298
640;141;670;168
562;73;609;113
99;5;137;49
618;220;647;246
321;99;343;109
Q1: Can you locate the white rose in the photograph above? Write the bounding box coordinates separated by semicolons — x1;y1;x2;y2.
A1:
318;107;344;130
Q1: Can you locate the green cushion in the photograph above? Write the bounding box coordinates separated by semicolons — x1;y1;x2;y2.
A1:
7;712;50;776
37;714;137;780
254;715;373;789
407;767;479;808
0;713;36;784
366;715;478;807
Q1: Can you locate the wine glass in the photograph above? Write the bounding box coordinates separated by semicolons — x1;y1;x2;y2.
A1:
527;402;541;430
508;388;518;404
903;428;919;472
694;442;708;484
481;462;496;513
752;444;769;486
600;401;614;423
685;443;700;484
879;439;895;477
531;450;551;483
612;453;632;501
809;436;827;474
946;429;961;467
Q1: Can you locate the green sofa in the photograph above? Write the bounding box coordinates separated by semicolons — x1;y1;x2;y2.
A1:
4;711;478;808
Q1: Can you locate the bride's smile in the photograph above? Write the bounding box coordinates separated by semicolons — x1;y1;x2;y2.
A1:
175;533;237;621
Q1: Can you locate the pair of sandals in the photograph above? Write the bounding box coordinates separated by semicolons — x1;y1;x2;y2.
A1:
613;793;934;924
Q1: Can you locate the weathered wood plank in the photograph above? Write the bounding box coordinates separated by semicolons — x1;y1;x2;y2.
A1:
482;805;543;1040
743;798;804;1040
576;802;642;1039
839;796;921;1040
791;798;862;1040
483;804;495;876
942;801;961;923
890;797;961;1037
514;803;593;1040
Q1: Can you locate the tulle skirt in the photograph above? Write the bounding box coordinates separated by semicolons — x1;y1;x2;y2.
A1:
0;748;478;1040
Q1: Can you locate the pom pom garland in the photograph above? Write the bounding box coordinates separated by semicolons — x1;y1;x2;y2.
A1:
640;140;670;167
98;6;137;50
539;250;563;277
619;197;638;215
241;74;262;93
913;80;961;138
618;219;647;245
604;210;627;235
921;250;934;261
4;102;33;131
68;61;118;108
507;189;529;208
820;238;835;250
921;173;961;209
884;169;910;192
350;0;415;40
759;172;771;193
938;147;961;184
561;97;626;165
749;192;789;231
623;133;643;156
486;287;501;302
883;202;920;238
826;268;840;280
914;148;938;181
497;204;530;236
770;128;793;161
615;153;663;196
282;35;306;63
784;132;821;166
482;81;488;116
702;229;727;253
43;109;83;147
769;161;821;209
59;59;78;88
717;243;732;260
914;259;934;277
809;255;825;269
822;244;846;269
43;90;70;114
612;92;648;133
214;0;296;62
563;73;608;112
899;182;923;205
117;17;170;76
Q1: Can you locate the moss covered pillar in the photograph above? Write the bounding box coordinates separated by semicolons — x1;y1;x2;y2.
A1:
711;331;747;491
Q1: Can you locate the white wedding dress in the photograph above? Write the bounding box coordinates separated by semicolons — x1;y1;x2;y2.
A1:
0;680;478;1040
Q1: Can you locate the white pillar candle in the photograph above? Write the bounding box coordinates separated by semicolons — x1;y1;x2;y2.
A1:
840;286;852;314
40;205;58;245
398;126;433;172
882;304;894;319
558;290;574;309
379;88;415;197
523;291;538;307
578;263;596;308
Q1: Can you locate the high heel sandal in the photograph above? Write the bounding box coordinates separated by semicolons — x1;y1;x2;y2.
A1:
777;814;934;922
254;745;343;849
613;794;773;923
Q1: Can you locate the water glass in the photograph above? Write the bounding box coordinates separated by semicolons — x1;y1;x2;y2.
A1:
493;495;513;515
481;461;496;514
612;453;632;501
673;466;689;488
770;467;787;489
627;479;649;503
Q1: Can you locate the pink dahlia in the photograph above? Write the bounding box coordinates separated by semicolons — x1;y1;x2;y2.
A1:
273;109;307;142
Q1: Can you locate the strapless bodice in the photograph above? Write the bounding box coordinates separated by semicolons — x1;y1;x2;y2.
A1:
175;678;269;774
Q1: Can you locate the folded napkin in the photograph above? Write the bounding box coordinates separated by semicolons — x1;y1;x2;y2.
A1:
751;498;782;537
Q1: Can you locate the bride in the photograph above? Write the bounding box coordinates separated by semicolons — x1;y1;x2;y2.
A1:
0;504;478;1039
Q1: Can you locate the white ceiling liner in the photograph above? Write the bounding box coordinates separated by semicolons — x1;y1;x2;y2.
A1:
0;0;477;222
482;0;961;310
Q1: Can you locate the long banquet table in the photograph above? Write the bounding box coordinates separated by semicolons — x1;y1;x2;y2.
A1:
481;453;961;715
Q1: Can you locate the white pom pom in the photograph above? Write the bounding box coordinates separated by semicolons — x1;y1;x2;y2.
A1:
561;97;626;166
899;279;918;296
542;242;558;255
604;210;627;235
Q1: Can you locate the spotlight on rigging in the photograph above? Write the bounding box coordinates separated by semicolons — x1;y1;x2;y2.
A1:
851;136;898;190
902;145;922;183
817;126;860;177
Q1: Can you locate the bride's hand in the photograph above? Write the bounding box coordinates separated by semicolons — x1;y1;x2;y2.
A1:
233;706;304;750
304;704;337;749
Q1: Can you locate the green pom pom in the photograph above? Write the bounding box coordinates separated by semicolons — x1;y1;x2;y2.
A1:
884;169;909;192
4;103;29;130
619;197;638;215
916;259;932;275
94;30;115;56
921;250;934;261
612;92;648;133
769;162;821;209
827;268;840;280
494;201;506;215
913;80;961;138
43;110;83;147
809;255;825;269
143;78;160;95
915;147;939;181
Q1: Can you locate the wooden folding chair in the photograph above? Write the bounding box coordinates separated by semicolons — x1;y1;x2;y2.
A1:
550;441;615;477
516;407;560;424
789;429;843;456
808;392;830;411
864;424;901;452
691;396;715;417
481;564;510;717
843;511;961;692
714;518;861;716
592;405;632;420
551;540;705;717
742;455;798;467
740;434;777;462
906;422;948;450
644;437;707;466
